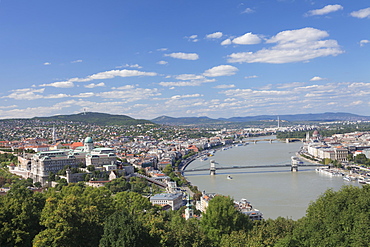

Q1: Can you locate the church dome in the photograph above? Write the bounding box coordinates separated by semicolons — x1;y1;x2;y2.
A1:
84;137;93;143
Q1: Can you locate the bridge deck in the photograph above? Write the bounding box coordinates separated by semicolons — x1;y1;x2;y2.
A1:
184;164;324;172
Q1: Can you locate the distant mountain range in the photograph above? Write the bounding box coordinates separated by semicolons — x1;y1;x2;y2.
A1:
151;112;370;126
3;112;369;127
33;112;153;126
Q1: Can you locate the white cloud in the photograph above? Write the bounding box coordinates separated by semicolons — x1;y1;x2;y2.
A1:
206;32;223;39
40;81;75;88
171;94;203;100
185;35;198;42
306;4;343;16
71;59;83;63
40;69;157;88
232;32;261;45
242;8;254;14
44;62;51;65
4;88;71;100
159;81;203;87
351;7;370;19
97;88;160;101
214;84;236;89
228;27;344;64
245;75;258;79
175;74;205;80
84;82;106;88
360;40;370;46
221;39;232;46
113;85;136;90
116;64;143;69
277;82;305;89
159;78;216;87
157;60;168;65
310;76;325;81
157;48;168;51
73;92;95;98
164;52;199;60
203;65;238;77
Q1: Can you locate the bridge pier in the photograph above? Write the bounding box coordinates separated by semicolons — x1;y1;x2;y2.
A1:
291;165;298;172
210;160;216;175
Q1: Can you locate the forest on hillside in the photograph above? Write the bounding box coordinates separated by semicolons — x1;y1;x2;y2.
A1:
0;180;369;247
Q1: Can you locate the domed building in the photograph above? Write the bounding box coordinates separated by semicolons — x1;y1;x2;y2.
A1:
29;136;117;185
84;136;94;152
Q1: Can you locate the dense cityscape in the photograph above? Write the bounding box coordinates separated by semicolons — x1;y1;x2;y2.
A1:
0;116;370;246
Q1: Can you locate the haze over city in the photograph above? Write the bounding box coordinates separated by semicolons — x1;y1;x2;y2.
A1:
1;0;369;119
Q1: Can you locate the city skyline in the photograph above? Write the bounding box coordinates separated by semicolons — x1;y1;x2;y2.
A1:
0;0;370;120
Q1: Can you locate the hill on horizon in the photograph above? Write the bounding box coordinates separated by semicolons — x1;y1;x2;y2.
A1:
151;112;370;126
32;112;154;126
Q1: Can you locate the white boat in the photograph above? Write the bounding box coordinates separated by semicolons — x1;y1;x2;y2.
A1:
227;175;233;180
235;198;263;220
343;175;356;182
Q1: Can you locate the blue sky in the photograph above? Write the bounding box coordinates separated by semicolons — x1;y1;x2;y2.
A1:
1;0;370;120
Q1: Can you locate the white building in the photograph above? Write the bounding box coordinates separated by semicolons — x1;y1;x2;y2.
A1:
29;137;117;185
150;193;183;210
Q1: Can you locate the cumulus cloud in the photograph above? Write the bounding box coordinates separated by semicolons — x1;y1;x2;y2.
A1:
245;75;258;79
310;76;325;81
4;88;70;100
40;81;75;88
214;84;236;89
305;4;343;16
203;65;238;77
221;39;232;46
157;60;168;65
206;32;223;39
171;94;203;100
175;74;205;80
116;64;143;69
232;32;261;45
360;40;370;46
164;52;199;60
228;27;344;64
351;7;370;19
159;78;215;87
84;82;106;88
242;8;254;14
97;88;160;101
185;35;199;42
40;69;157;88
159;81;203;87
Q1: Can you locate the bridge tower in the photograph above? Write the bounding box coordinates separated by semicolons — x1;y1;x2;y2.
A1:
291;163;298;172
291;156;300;172
210;160;216;175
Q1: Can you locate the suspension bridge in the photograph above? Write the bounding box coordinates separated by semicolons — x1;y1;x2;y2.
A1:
183;159;326;175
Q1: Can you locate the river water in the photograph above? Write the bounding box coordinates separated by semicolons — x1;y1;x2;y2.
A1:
184;137;360;220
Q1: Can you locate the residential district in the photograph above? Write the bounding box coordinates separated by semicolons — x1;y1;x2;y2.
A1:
1;119;370;220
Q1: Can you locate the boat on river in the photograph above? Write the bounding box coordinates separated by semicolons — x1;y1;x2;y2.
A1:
235;198;263;220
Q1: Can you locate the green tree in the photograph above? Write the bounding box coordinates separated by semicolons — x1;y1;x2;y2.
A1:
105;177;130;193
0;185;45;247
164;212;210;247
99;210;155;247
33;184;114;247
114;191;153;215
200;196;252;245
283;186;370;247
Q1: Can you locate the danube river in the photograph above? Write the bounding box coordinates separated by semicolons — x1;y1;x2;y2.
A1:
184;137;360;220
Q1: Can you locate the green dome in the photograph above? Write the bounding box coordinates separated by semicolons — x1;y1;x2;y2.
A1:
84;137;93;143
